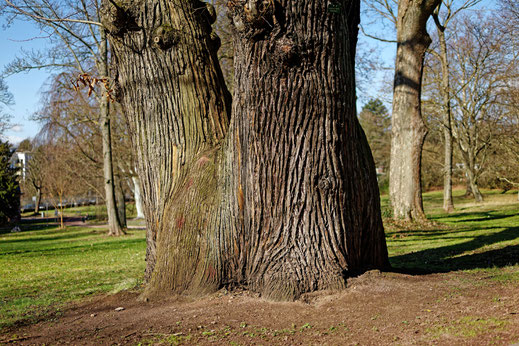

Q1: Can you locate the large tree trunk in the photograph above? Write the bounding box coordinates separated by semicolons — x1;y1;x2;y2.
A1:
99;28;125;236
102;0;233;294
228;0;388;300
102;0;388;301
390;0;441;220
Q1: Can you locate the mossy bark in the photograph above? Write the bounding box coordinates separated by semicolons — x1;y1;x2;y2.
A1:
102;0;388;301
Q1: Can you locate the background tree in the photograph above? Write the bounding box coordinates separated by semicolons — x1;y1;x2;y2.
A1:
3;0;125;235
0;140;20;224
358;98;391;190
0;77;13;135
389;0;441;221
21;142;44;214
101;0;388;301
428;0;482;211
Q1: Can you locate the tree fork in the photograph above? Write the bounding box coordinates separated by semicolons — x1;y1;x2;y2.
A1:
102;0;388;301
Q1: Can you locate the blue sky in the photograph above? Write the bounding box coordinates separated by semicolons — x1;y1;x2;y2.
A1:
0;0;496;146
1;18;50;145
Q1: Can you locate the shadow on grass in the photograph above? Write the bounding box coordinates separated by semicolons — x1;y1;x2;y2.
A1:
390;225;519;274
432;210;517;223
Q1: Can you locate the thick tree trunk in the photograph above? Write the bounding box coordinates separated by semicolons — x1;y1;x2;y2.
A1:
99;28;125;236
102;0;388;301
390;0;441;221
228;0;388;300
102;0;233;294
131;176;145;219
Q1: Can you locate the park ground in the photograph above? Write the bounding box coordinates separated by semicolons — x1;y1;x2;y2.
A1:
1;189;519;345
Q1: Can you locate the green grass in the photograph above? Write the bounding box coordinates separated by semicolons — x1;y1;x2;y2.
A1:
0;221;146;330
384;189;519;280
1;188;518;332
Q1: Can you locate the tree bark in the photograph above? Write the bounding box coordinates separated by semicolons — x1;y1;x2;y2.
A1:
102;0;388;301
115;176;127;228
99;28;126;237
390;0;441;220
228;0;388;300
102;0;233;294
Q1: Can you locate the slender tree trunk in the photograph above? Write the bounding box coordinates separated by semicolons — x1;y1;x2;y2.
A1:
390;0;441;221
115;176;127;228
99;28;125;236
34;187;42;215
102;0;388;301
59;193;64;229
131;176;145;219
435;26;455;212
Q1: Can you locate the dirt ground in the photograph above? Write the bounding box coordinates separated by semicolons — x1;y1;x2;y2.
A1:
2;270;519;345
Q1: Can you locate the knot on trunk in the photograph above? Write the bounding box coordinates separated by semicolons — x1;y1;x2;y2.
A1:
100;0;140;36
153;25;181;50
273;38;301;68
228;0;277;39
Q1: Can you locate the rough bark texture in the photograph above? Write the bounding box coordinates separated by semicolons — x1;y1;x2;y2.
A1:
101;0;233;295
228;0;388;300
99;28;126;237
102;0;388;301
390;0;441;220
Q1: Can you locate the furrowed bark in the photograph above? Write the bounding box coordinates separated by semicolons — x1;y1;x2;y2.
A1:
103;0;388;301
229;0;389;300
101;0;233;295
390;0;441;220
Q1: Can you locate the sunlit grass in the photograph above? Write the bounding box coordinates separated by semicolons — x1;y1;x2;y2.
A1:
0;223;146;329
384;189;519;282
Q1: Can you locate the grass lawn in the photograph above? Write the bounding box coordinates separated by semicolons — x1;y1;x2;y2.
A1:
384;189;519;282
0;223;146;330
1;188;518;333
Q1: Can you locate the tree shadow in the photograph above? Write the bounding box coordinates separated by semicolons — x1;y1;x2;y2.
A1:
389;225;519;274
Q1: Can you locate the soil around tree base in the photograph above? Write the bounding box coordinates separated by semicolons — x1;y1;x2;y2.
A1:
2;270;519;345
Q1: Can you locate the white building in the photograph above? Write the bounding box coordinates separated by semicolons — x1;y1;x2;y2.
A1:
10;151;32;181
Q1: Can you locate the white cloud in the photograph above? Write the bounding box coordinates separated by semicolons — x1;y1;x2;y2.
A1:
10;124;23;133
2;135;24;145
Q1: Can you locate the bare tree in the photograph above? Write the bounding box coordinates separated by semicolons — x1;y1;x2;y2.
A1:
3;0;125;235
446;15;518;202
425;0;482;211
0;78;13;135
389;0;441;221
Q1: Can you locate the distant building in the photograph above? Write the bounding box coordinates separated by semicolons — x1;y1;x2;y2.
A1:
10;151;32;181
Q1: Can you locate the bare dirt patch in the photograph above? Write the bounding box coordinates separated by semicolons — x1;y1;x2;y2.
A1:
2;270;518;345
